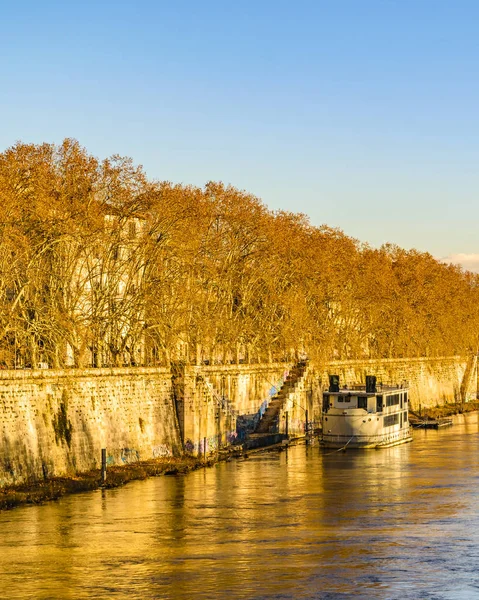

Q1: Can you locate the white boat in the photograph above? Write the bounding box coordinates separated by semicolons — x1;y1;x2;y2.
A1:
321;375;413;449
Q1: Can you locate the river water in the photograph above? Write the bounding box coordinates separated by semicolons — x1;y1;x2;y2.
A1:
1;417;479;600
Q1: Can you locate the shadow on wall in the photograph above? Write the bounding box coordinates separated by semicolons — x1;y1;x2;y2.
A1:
236;413;260;441
235;382;282;440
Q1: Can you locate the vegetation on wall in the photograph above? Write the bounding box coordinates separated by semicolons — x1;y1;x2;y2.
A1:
0;139;477;368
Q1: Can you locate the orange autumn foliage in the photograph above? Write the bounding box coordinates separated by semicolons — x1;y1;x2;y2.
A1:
0;139;477;368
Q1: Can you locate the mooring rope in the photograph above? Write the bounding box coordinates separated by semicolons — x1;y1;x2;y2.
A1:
322;435;355;455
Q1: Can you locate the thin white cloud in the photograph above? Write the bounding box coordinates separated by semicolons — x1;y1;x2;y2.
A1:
440;253;479;273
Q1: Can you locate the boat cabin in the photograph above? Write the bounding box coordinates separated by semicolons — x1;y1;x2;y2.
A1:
321;375;412;448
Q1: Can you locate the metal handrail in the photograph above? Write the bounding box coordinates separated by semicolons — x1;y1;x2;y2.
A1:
203;380;238;418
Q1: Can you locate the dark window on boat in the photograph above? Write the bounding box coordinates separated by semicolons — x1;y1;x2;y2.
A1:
358;397;367;410
403;411;408;424
400;412;403;427
384;413;400;427
400;394;403;409
322;395;330;412
344;395;351;403
386;394;400;407
404;392;408;404
376;395;383;412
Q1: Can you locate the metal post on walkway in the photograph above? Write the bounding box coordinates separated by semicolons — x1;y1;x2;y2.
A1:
101;448;107;484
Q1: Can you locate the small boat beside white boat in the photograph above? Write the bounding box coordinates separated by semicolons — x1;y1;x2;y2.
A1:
321;375;413;449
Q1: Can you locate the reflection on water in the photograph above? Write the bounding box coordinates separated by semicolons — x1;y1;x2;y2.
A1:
1;416;479;599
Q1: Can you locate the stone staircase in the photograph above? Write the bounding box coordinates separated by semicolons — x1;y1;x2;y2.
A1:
254;361;308;434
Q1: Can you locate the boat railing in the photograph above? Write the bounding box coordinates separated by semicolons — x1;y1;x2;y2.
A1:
322;428;412;444
343;383;408;393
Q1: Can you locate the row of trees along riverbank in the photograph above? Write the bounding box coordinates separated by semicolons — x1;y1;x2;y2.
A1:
0;139;478;369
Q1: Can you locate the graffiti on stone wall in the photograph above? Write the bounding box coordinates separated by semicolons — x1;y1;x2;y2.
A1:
227;431;238;443
121;448;140;463
152;444;173;458
184;430;238;454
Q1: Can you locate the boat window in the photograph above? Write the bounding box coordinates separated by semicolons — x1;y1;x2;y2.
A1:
384;413;400;427
358;397;367;410
344;395;351;403
376;395;383;412
404;392;408;404
323;395;331;412
403;411;408;424
386;394;401;407
400;412;403;427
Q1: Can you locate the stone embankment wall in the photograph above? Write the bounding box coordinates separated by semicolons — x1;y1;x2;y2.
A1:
317;356;476;411
173;363;289;453
0;356;476;487
273;363;322;436
0;367;182;487
261;356;476;437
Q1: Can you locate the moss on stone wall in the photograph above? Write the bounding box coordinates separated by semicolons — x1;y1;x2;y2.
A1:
52;391;73;449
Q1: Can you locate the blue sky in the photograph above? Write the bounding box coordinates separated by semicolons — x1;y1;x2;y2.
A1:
1;0;478;267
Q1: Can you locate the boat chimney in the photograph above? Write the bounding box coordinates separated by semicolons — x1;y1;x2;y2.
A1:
329;374;340;392
366;375;377;394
